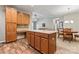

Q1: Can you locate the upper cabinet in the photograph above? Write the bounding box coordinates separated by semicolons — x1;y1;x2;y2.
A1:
17;12;30;25
17;12;23;24
6;7;17;23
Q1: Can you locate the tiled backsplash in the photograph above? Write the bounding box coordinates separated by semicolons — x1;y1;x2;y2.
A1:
17;24;29;28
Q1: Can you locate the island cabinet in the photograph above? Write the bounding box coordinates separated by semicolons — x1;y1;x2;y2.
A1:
35;32;41;51
30;32;35;47
26;31;31;44
26;31;56;54
40;38;48;53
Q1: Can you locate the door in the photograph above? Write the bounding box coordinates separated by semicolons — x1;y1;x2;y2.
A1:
30;34;35;47
6;7;17;42
25;14;30;24
27;32;31;44
6;32;16;42
6;7;12;22
49;37;56;53
41;38;48;53
11;8;17;23
17;12;22;24
6;23;16;42
6;23;16;32
35;36;40;51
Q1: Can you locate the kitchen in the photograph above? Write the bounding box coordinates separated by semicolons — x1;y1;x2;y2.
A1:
0;5;79;54
0;5;57;54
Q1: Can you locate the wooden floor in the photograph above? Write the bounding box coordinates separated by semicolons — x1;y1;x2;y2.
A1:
0;39;39;54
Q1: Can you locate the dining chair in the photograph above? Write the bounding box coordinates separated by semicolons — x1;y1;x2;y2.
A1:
74;33;79;41
57;28;63;38
63;28;73;42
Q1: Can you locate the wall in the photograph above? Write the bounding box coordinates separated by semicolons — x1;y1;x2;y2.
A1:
36;18;54;30
62;12;79;31
0;6;5;42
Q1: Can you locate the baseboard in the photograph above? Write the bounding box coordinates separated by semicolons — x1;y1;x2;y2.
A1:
0;41;5;43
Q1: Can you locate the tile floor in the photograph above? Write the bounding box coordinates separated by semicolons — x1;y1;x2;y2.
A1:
0;38;79;54
0;39;39;54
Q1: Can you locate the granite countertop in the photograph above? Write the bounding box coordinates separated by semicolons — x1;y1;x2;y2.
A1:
27;30;57;34
17;28;29;32
17;28;57;34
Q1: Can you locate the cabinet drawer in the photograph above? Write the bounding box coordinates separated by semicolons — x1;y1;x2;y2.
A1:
27;31;31;34
40;33;48;38
35;32;41;36
30;32;34;35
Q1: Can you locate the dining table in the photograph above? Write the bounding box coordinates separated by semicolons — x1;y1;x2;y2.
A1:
61;30;79;41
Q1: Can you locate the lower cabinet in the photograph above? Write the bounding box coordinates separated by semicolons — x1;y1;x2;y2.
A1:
35;36;40;51
26;31;56;54
41;38;48;53
49;37;56;53
26;32;31;44
30;34;35;47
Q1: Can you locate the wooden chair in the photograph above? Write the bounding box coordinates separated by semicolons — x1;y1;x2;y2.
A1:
74;33;79;41
57;28;63;38
63;28;73;42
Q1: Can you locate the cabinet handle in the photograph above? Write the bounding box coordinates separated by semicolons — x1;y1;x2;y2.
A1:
52;38;54;40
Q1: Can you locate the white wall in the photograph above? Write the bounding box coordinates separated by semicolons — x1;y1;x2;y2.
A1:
0;6;5;42
62;12;79;31
36;18;54;30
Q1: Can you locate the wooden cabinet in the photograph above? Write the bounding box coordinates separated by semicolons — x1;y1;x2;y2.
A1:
17;12;23;24
25;14;30;24
27;31;56;54
17;12;30;25
27;32;31;44
6;7;17;23
41;38;48;53
6;23;16;32
6;7;17;42
6;32;16;42
35;36;40;51
30;32;35;47
49;33;56;53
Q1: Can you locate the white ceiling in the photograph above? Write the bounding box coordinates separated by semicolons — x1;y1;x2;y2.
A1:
12;5;79;18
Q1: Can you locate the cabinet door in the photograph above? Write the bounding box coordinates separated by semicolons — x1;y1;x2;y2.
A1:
41;38;48;53
49;37;56;53
6;23;16;42
27;32;31;44
6;23;16;32
26;14;30;24
6;32;16;42
11;8;17;23
30;34;34;47
35;36;40;51
17;12;22;24
24;14;30;24
6;7;12;22
6;7;17;23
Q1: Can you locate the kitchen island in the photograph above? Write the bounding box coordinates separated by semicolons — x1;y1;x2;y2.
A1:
26;30;57;54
